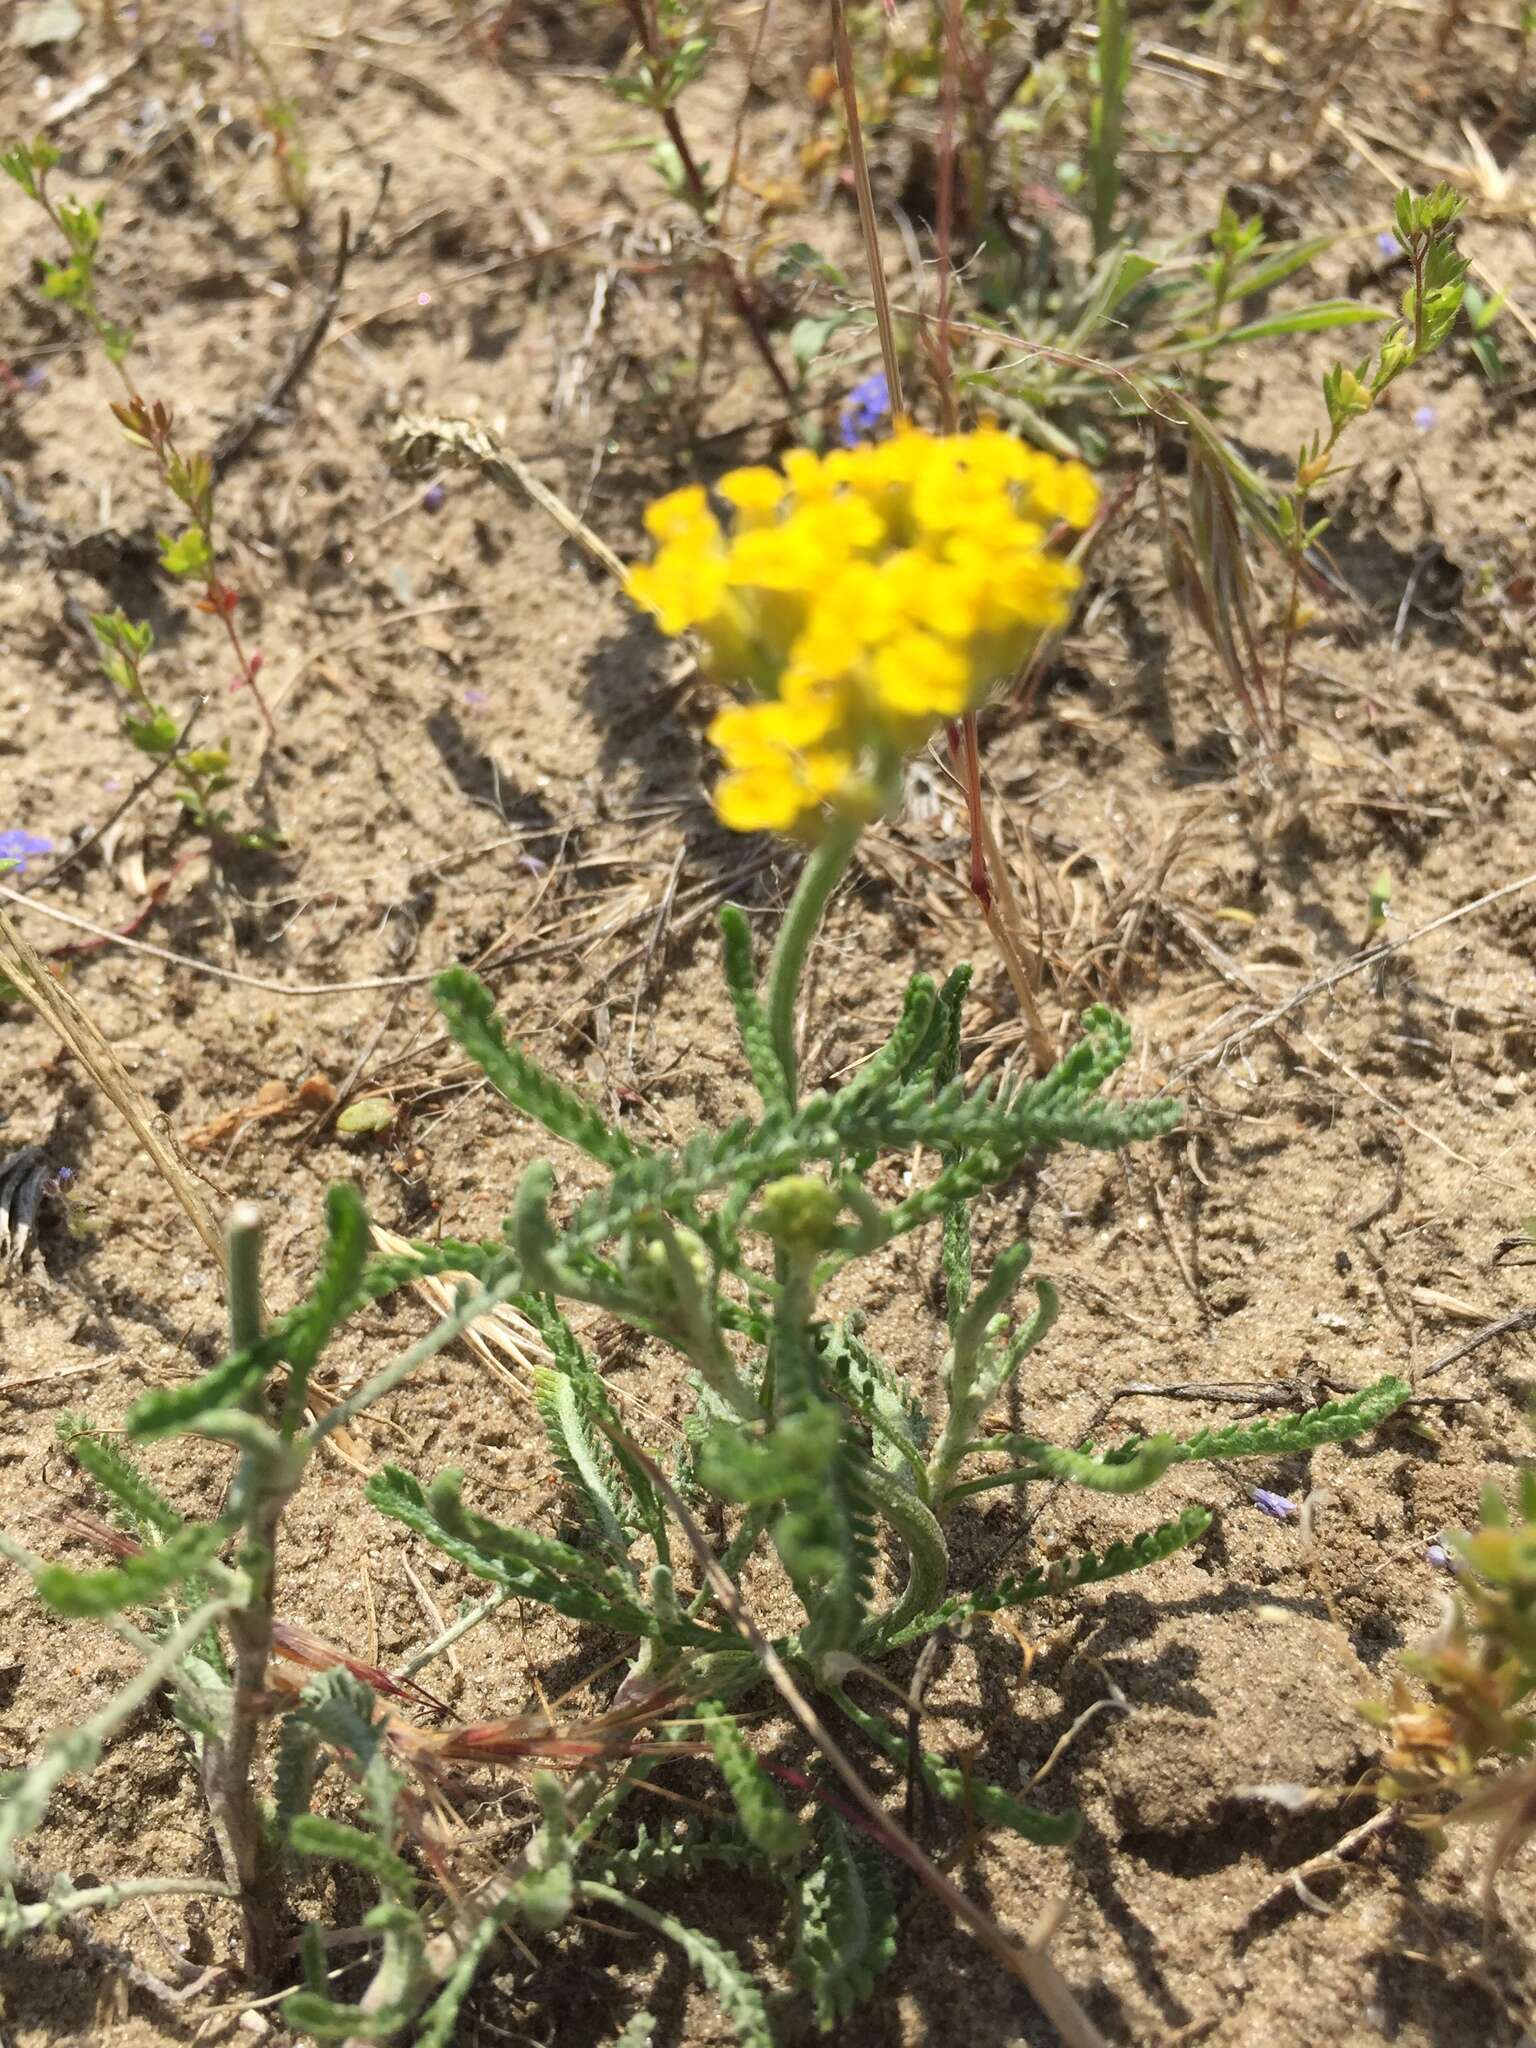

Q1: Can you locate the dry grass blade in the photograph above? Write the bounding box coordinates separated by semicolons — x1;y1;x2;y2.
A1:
370;1223;550;1401
386;414;626;583
0;906;224;1274
830;0;904;418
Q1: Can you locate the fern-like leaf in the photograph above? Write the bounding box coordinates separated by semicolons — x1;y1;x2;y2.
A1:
888;1505;1214;1646
34;1521;227;1619
577;1883;776;2048
436;967;636;1166
534;1366;633;1565
829;1691;1079;1845
1167;1374;1412;1462
699;1699;807;1860
289;1816;416;1901
367;1466;728;1647
720;905;789;1115
959;1431;1181;1497
279;1182;371;1419
818;1318;928;1485
792;1808;897;2030
56;1416;182;1542
593;1818;765;1889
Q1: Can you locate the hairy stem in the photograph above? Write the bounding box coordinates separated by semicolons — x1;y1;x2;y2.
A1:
765;820;860;1103
207;1204;284;1981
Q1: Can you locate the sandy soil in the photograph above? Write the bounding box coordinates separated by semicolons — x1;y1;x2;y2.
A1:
2;4;1534;2044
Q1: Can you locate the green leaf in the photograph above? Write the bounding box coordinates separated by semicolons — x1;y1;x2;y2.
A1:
792;1808;897;2029
127;1339;276;1441
789;312;860;375
1183;300;1390;357
435;967;636;1167
699;1699;807;1860
961;1430;1180;1496
282;1182;371;1393
593;1818;764;1888
123;710;180;756
534;1364;632;1563
156;526;212;579
289;1815;416;1901
719;905;789;1115
366;1466;715;1643
1165;1374;1412;1463
34;1521;228;1619
57;1416;182;1541
888;1506;1214;1642
515;1772;575;1931
577;1884;776;2048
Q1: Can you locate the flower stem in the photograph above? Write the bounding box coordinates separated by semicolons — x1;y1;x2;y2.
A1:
765;820;860;1104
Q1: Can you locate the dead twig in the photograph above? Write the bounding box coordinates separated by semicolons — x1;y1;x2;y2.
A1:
211;209;354;475
1421;1308;1536;1382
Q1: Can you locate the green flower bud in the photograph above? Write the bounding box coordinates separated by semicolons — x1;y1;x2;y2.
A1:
755;1175;841;1252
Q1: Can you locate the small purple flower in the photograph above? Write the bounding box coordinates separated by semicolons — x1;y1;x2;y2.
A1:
1376;231;1399;258
1426;1543;1451;1569
1252;1488;1298;1521
0;830;53;876
1413;405;1436;432
422;482;447;513
462;687;488;706
838;371;891;449
21;365;47;391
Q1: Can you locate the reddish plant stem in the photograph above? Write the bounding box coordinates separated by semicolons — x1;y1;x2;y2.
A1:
621;0;795;408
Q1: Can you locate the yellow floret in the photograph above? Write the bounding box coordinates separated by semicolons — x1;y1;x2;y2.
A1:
717;467;787;527
643;484;719;545
872;632;972;722
1030;458;1099;529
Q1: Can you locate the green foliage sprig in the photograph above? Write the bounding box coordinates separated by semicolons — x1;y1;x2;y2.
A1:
2;134;278;826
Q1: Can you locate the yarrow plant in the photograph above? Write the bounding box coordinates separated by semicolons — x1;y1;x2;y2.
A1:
626;426;1097;836
0;422;1415;2044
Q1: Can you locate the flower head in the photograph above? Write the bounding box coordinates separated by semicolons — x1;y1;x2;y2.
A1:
628;426;1096;836
1251;1488;1298;1522
838;371;891;448
0;829;52;876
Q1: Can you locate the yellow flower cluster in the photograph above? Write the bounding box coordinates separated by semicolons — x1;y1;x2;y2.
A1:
626;425;1097;835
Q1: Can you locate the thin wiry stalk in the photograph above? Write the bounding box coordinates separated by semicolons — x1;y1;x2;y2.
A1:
830;0;904;418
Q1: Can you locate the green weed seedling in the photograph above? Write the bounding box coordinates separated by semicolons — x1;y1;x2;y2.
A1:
0;828;1413;2039
1275;184;1469;703
2;136;277;845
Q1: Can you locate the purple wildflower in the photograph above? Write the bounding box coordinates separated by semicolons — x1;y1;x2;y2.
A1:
21;365;47;391
462;687;488;706
422;482;447;513
838;371;891;449
1413;405;1436;432
0;830;53;876
1376;231;1399;258
1426;1543;1451;1569
1252;1487;1298;1521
